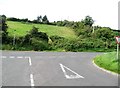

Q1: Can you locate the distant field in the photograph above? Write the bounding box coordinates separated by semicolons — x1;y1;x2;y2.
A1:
7;21;77;39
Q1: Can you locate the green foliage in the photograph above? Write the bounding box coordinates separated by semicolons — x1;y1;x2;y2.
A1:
0;15;8;44
42;15;49;24
95;27;114;41
7;21;77;40
31;38;48;51
37;15;42;23
30;26;38;33
7;17;28;22
2;15;118;52
29;26;48;42
24;27;49;51
81;15;94;27
94;52;120;74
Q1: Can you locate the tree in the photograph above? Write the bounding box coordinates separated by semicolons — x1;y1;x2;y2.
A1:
81;16;94;27
0;15;8;32
37;15;42;23
29;26;49;42
29;26;39;36
42;15;49;24
0;15;8;43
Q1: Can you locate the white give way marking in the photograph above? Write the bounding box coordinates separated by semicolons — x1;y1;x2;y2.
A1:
60;63;84;79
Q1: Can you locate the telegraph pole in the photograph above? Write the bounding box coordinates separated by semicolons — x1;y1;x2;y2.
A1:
117;44;119;60
115;36;120;60
13;30;16;46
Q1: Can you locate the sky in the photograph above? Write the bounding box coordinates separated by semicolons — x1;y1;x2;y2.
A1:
0;0;119;29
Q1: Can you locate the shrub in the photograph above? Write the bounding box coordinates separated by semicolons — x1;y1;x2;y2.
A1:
31;38;48;51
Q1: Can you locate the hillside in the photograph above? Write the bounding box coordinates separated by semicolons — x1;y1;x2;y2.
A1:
7;21;77;40
1;20;117;52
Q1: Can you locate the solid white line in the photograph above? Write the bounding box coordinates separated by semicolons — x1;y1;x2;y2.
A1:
28;57;32;66
59;63;84;79
9;56;15;58
25;56;29;59
60;64;68;77
60;64;66;72
30;74;35;86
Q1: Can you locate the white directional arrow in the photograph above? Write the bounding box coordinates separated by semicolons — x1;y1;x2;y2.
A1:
59;63;84;79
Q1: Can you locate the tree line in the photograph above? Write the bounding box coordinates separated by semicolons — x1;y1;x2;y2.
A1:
0;14;119;51
7;15;49;24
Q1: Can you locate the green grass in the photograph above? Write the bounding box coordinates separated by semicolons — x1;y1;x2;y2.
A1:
94;52;120;74
7;21;77;40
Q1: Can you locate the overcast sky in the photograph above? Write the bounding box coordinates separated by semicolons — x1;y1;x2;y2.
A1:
0;0;119;29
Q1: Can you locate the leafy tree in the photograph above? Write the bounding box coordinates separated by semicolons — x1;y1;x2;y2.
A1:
0;15;8;32
81;16;94;27
29;26;39;35
37;15;42;23
95;27;115;48
0;15;8;43
95;27;114;41
29;26;48;42
42;15;49;24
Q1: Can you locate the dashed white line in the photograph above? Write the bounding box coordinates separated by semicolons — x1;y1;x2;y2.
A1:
30;74;35;86
28;57;32;66
1;56;7;58
9;56;15;58
60;63;84;79
17;56;23;59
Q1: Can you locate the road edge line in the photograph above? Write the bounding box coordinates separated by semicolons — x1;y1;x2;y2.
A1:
92;60;118;76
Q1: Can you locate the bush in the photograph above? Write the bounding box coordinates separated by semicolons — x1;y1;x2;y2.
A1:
29;26;49;42
31;38;48;51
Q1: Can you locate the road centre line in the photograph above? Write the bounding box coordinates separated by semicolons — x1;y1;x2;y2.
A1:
28;57;32;66
17;56;23;58
1;56;7;58
60;63;84;79
9;56;15;58
30;74;35;86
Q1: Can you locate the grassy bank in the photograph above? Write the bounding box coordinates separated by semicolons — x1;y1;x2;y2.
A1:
3;21;116;52
94;52;120;74
7;21;77;40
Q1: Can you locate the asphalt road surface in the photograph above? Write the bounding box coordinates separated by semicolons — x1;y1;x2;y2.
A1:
1;51;118;86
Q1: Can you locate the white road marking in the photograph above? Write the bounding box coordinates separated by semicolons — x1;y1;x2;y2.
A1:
28;57;32;66
60;63;84;79
9;56;15;58
25;56;29;59
30;74;35;86
1;56;7;58
17;56;23;59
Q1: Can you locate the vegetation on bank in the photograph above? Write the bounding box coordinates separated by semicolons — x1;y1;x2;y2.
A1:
94;52;120;74
7;21;77;39
0;15;119;52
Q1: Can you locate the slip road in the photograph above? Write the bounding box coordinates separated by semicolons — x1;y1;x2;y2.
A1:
1;51;118;86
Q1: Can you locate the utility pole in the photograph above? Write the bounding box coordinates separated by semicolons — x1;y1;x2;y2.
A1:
117;44;119;60
92;25;94;33
115;36;120;60
13;30;16;46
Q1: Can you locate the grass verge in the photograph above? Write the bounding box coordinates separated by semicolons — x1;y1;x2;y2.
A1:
94;52;120;74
